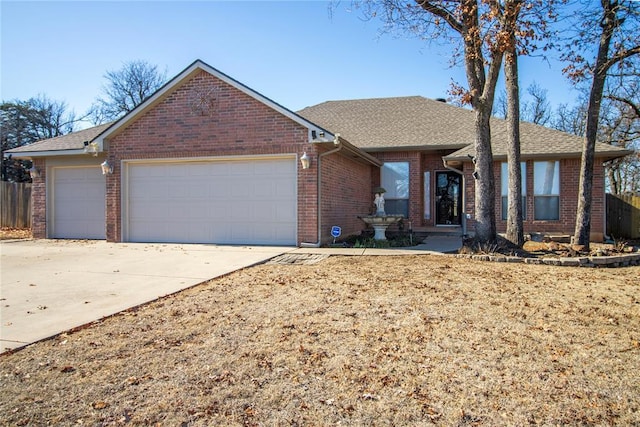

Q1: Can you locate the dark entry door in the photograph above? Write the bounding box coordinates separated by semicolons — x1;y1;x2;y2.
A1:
435;171;462;225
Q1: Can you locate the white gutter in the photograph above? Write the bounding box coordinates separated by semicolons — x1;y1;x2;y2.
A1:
4;149;89;159
300;134;344;248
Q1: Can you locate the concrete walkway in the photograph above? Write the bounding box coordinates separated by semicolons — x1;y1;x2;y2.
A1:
0;236;462;353
0;240;292;353
292;235;463;256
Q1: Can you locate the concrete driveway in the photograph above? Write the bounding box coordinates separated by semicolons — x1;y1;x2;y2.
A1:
0;240;292;353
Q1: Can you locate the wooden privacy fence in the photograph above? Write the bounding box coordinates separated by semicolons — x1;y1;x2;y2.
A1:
607;194;640;239
0;181;31;228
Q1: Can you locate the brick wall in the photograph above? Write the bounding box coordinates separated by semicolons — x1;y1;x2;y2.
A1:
31;158;47;238
319;148;374;243
464;158;608;241
369;151;422;227
104;70;318;244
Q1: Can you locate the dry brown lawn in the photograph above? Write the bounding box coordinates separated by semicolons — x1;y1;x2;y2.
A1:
1;255;639;426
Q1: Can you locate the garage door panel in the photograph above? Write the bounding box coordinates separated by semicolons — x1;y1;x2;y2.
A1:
276;205;297;222
207;184;228;198
227;181;250;198
276;179;296;197
53;167;106;239
127;158;296;245
130;180;165;198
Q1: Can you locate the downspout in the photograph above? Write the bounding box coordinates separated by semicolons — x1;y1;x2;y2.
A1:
442;158;468;237
300;135;343;248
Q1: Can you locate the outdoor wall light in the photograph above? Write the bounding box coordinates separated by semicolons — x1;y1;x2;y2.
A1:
29;165;40;179
300;152;311;170
101;160;113;175
84;141;99;156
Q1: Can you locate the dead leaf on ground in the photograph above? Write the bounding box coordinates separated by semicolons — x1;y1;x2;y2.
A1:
92;401;109;410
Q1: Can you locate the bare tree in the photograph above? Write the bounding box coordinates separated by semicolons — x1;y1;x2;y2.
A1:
502;0;560;247
522;82;552;125
1;95;79;182
494;90;509;119
551;91;639;195
599;96;640;194
561;0;640;248
90;60;167;124
494;82;552;125
502;0;525;247
553;101;588;135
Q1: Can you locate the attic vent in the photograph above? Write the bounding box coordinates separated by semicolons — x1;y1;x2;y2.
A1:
435;98;447;103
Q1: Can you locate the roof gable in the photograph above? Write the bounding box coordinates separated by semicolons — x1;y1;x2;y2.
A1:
95;59;334;149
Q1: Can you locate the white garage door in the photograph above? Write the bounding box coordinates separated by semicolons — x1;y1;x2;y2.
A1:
126;157;297;245
53;167;106;239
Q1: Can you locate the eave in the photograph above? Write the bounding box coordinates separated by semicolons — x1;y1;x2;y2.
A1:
5;149;89;159
362;144;469;153
313;136;382;167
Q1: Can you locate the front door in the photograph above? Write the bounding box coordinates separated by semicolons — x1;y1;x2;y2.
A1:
435;171;462;225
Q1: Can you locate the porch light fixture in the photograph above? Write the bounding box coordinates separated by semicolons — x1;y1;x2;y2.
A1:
101;160;113;175
29;165;40;179
300;152;310;170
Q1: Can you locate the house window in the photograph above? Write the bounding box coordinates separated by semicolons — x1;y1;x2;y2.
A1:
533;161;560;220
423;171;431;220
501;162;526;220
381;162;409;217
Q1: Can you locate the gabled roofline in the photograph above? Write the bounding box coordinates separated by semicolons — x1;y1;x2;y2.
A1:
444;148;634;164
94;59;334;148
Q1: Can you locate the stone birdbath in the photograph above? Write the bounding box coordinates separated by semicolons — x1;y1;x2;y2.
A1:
358;187;404;241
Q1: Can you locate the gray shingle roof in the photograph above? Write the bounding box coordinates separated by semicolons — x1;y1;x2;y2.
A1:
444;121;630;161
298;96;630;160
6;122;113;154
298;96;471;150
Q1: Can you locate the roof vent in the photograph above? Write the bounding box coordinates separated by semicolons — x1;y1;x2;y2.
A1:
435;98;447;103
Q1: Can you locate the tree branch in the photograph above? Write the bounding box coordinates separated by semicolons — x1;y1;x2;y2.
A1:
606;94;640;119
600;45;640;74
415;0;464;33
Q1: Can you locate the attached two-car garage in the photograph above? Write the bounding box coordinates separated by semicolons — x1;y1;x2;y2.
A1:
123;156;297;245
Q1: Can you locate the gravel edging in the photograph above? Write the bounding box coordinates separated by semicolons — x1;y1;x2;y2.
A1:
452;252;640;268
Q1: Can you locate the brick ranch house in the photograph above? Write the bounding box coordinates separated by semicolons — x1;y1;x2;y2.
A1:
7;59;631;245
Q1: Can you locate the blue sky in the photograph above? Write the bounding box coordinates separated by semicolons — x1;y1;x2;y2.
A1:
1;1;582;128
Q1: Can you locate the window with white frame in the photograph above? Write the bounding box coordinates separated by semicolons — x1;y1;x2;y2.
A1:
533;161;560;220
381;162;409;217
501;162;526;220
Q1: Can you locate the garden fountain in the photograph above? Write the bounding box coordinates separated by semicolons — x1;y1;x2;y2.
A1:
358;188;404;241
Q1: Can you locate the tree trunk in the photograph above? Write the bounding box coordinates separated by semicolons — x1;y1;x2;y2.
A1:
504;28;524;247
458;0;501;244
473;107;497;243
573;2;616;248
